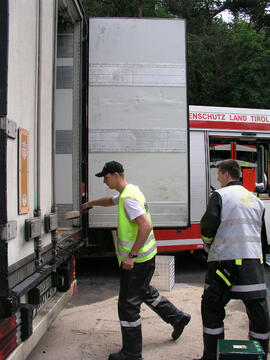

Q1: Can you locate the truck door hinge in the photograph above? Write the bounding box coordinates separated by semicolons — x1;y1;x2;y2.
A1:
25;218;42;241
0;117;17;139
44;213;58;233
0;221;17;241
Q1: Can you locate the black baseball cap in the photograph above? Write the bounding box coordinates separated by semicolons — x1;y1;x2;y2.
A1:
95;161;124;177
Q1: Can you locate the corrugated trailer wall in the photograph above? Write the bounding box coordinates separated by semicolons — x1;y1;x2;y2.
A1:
0;1;86;358
55;11;84;228
88;18;189;229
55;24;75;226
6;0;55;275
0;0;9;297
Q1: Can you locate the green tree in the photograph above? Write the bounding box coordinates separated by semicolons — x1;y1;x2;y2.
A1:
81;0;270;108
224;0;270;31
188;20;270;108
223;21;270;108
81;0;172;18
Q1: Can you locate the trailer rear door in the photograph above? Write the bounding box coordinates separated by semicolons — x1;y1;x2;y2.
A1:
88;18;189;228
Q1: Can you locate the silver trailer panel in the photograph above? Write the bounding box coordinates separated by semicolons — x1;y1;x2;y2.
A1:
7;0;55;266
88;18;189;228
189;131;208;222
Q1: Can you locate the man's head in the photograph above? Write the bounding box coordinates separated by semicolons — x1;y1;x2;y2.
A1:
95;161;126;191
95;161;124;178
217;159;241;187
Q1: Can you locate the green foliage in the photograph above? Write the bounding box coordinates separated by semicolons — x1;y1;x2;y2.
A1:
224;0;270;31
81;0;137;17
227;22;270;108
188;20;270;108
81;0;270;109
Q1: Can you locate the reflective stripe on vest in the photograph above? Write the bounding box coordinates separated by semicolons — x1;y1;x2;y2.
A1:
117;184;157;263
118;233;155;248
208;185;264;262
117;241;157;260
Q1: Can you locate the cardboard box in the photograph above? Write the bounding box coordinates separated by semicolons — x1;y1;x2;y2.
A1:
217;340;265;360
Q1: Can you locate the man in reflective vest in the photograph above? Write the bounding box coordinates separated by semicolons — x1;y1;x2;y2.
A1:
194;159;269;360
81;161;191;360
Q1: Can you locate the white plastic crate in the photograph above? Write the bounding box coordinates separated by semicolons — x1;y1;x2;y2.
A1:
151;255;175;291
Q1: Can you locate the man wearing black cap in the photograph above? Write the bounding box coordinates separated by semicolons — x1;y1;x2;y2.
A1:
81;161;191;360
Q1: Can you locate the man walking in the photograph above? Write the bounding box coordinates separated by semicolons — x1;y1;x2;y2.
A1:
194;159;269;360
81;161;191;360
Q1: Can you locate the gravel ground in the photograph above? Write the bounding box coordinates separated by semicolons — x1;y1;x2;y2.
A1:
27;253;269;360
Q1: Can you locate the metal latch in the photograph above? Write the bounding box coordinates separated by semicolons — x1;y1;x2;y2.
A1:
0;221;17;241
25;218;42;241
44;213;58;233
0;117;16;139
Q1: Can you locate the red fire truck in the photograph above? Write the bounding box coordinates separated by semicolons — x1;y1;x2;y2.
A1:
155;105;270;252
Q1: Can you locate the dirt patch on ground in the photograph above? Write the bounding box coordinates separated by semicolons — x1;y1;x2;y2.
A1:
27;280;256;360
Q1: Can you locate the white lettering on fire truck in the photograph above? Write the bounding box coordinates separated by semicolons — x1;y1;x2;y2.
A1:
190;112;270;124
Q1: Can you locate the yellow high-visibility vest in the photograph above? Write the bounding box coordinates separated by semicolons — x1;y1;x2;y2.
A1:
117;184;157;263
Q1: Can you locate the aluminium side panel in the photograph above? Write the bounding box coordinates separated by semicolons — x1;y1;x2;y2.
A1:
54;14;84;227
38;0;55;238
189;131;207;222
7;0;39;266
6;0;55;267
55;24;74;225
88;18;189;228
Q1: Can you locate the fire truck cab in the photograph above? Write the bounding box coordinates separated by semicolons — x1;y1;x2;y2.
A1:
155;105;270;252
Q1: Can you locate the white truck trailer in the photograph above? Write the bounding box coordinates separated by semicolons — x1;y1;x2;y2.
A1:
58;17;190;258
0;1;88;359
0;3;189;359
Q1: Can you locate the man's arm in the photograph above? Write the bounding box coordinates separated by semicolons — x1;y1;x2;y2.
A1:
122;214;152;270
80;196;115;213
131;214;153;255
200;192;222;250
261;210;269;261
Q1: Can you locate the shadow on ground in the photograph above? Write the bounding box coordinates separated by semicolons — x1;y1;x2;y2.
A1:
70;251;208;308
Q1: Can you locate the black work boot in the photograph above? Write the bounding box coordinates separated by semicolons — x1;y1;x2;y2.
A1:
108;349;142;360
109;325;142;360
259;339;269;360
192;353;207;360
172;312;191;340
199;332;224;360
192;353;212;360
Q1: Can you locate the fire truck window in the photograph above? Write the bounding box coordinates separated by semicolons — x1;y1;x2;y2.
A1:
209;137;270;195
236;144;257;168
209;141;231;190
210;143;231;166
